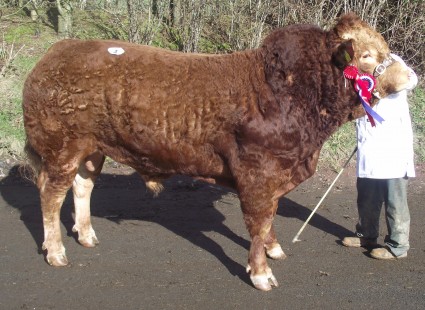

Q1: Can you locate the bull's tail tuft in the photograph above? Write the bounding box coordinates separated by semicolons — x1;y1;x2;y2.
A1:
20;140;42;183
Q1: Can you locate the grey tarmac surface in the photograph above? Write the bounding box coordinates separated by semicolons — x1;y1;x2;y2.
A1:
0;163;424;310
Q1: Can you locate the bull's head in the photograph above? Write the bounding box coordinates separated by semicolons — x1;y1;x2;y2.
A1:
332;13;411;99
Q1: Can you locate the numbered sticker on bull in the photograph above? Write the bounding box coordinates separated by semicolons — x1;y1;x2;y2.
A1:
108;47;125;56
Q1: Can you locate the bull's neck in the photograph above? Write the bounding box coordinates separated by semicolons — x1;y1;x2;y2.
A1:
273;65;361;151
316;69;361;137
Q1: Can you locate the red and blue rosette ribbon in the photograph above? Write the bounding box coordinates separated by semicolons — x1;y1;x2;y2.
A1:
343;65;384;127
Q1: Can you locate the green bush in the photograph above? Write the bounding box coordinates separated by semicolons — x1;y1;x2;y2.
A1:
0;3;423;166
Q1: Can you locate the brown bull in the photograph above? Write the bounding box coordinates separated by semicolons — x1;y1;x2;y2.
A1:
22;13;410;291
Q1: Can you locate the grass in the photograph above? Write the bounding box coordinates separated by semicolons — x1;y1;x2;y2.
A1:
13;54;40;73
411;88;425;162
4;25;35;42
319;122;357;170
0;12;58;159
0;77;26;157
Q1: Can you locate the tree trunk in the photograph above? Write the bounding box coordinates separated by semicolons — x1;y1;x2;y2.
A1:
168;0;175;27
127;0;140;43
57;0;73;39
30;9;38;21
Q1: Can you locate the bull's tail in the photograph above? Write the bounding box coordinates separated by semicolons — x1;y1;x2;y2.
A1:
20;139;42;184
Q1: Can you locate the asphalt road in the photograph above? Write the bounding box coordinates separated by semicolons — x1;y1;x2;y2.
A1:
1;164;424;309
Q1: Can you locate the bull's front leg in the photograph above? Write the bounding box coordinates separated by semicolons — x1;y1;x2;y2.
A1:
220;140;286;290
241;195;281;291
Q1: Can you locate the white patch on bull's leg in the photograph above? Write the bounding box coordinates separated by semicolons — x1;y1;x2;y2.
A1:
265;243;287;260
146;180;164;196
140;175;164;196
41;195;68;267
246;265;279;291
72;172;99;247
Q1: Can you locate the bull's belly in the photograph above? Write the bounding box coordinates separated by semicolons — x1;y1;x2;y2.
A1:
100;139;231;180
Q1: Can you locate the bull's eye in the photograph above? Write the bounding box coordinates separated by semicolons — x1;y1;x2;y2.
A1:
362;53;371;59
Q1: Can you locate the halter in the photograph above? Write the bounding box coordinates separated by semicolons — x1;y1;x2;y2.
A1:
373;55;396;78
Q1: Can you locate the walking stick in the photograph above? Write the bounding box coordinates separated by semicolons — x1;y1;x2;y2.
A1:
292;147;357;243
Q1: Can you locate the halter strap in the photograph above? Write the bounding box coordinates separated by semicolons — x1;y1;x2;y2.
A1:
373;55;396;77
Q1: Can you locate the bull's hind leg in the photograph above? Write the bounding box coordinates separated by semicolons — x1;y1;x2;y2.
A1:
72;152;105;247
141;175;164;196
38;163;78;266
264;200;286;260
265;225;286;260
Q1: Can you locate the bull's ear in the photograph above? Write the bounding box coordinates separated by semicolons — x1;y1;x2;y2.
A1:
332;39;354;69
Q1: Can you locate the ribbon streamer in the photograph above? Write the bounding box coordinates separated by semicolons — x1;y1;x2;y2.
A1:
359;94;384;125
343;65;385;126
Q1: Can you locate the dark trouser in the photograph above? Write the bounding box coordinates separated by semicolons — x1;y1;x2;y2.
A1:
356;177;410;256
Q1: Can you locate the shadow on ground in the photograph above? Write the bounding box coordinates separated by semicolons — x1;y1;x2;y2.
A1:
0;165;351;284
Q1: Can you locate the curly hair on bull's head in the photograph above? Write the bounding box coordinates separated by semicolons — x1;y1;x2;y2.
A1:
332;13;390;73
330;13;411;98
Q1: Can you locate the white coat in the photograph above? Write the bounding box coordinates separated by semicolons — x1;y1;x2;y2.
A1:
356;54;418;179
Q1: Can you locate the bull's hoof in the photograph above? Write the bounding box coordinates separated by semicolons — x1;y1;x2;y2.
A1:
246;265;279;291
266;244;287;260
43;242;68;266
79;236;99;248
72;225;99;247
46;253;69;267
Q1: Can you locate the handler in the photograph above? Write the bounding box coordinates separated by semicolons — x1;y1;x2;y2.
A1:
342;54;418;259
